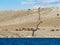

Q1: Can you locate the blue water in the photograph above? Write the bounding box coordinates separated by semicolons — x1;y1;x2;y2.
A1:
0;38;60;45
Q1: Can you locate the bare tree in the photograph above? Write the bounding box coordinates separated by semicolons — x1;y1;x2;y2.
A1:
32;7;43;37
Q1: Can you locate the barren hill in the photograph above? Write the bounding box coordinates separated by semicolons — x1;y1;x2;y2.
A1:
0;7;60;37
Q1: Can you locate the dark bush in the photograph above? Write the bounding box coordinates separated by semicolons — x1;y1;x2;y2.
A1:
22;28;26;31
51;29;55;31
31;28;34;31
27;28;31;31
16;29;19;31
57;14;59;16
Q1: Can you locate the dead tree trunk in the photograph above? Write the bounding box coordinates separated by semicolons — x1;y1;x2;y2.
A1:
32;7;41;37
32;30;36;36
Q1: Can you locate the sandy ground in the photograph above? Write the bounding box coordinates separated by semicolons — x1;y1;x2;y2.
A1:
0;7;60;38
